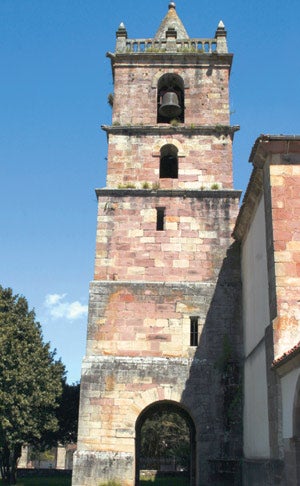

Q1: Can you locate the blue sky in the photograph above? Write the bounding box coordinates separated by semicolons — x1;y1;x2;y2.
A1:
1;0;299;384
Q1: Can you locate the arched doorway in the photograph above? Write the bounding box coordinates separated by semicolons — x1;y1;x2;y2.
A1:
135;400;196;485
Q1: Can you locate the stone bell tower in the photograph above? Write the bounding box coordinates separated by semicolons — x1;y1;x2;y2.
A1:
73;4;242;485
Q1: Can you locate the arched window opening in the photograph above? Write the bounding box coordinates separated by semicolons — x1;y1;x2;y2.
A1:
157;73;184;123
160;144;178;179
135;401;196;485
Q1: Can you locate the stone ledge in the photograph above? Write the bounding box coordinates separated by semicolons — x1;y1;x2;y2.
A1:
96;188;242;199
102;124;240;136
81;355;194;367
89;280;217;290
107;51;234;69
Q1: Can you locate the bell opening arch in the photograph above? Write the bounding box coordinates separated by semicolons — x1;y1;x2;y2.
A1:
157;73;185;124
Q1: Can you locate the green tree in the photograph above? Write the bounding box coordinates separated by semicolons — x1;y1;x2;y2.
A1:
0;287;65;485
56;382;80;445
141;411;190;471
28;381;80;467
40;381;80;448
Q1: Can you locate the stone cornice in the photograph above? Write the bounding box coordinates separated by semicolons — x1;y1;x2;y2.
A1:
108;51;233;65
107;51;233;80
232;167;263;242
96;188;242;199
101;124;240;137
249;134;300;168
83;354;195;367
233;134;300;242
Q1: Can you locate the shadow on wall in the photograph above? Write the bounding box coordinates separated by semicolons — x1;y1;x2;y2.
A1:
180;241;243;485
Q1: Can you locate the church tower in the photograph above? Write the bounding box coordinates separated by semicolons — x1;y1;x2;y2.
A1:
73;4;242;485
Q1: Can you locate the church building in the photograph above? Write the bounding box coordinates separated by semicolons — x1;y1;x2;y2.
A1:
72;4;300;485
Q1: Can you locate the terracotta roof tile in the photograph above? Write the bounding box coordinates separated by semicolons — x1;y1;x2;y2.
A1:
272;341;300;368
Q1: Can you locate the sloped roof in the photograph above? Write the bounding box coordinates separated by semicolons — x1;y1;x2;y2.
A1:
272;341;300;368
155;3;189;40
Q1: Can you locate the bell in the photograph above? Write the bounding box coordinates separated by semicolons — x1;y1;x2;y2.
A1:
159;91;181;118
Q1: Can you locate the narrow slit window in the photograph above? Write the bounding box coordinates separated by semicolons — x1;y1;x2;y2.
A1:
156;207;165;231
190;316;199;346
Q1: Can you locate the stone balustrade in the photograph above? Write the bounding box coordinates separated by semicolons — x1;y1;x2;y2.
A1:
117;38;218;54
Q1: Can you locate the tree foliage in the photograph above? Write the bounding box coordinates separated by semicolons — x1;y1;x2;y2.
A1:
0;287;65;484
43;381;80;447
140;411;190;471
28;381;80;467
56;382;80;445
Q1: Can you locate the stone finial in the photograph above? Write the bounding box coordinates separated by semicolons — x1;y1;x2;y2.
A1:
215;20;227;37
116;22;127;38
116;22;127;52
215;20;228;53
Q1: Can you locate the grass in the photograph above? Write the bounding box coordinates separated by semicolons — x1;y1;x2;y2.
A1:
0;475;188;486
140;481;188;485
0;477;71;486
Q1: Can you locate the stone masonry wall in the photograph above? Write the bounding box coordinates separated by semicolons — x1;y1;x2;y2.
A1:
86;281;218;357
75;238;242;485
269;161;300;359
94;191;240;282
106;132;234;189
112;62;230;127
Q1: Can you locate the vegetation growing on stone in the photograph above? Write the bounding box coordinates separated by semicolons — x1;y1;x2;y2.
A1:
151;182;160;190
117;183;136;189
170;118;180;127
107;93;114;107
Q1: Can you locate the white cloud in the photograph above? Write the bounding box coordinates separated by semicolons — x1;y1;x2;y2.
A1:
44;293;88;321
45;293;66;307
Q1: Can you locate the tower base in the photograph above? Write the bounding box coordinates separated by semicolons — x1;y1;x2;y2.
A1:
72;451;134;486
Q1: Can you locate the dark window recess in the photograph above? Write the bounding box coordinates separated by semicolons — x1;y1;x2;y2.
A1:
159;144;178;179
190;317;199;346
156;207;165;231
160;155;178;178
